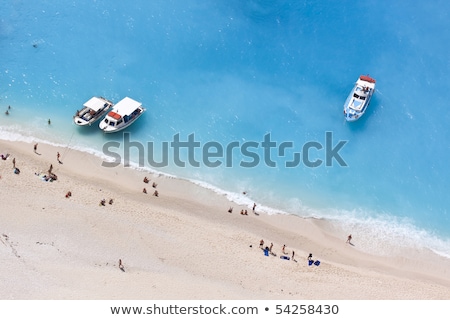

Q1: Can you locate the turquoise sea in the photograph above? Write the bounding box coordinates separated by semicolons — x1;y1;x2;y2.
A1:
1;0;450;257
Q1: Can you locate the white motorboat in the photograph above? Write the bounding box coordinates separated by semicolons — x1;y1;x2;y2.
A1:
343;75;376;121
73;96;113;126
99;97;145;133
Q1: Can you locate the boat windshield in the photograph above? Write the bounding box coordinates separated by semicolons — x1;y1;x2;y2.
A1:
353;93;366;100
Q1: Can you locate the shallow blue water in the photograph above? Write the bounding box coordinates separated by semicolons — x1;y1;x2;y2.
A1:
1;0;450;257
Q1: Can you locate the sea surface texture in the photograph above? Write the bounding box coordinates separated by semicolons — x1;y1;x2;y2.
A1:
1;0;449;257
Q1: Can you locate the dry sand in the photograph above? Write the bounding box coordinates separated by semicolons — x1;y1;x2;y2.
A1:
1;139;449;299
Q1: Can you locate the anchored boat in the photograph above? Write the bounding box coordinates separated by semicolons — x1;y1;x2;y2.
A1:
99;97;145;133
343;75;376;121
73;96;113;126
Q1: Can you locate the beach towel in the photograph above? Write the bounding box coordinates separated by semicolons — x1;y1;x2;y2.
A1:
264;249;269;256
314;260;320;266
280;255;290;260
308;260;314;266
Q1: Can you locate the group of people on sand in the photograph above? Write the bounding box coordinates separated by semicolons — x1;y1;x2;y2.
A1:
142;176;159;196
258;239;303;263
227;203;258;216
99;198;114;206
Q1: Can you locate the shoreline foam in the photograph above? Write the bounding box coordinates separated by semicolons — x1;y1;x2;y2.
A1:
1;138;449;299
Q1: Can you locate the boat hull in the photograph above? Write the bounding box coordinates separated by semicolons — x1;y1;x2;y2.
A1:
99;113;144;133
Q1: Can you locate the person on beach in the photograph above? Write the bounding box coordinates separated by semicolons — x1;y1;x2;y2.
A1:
99;199;106;206
65;191;72;198
48;119;51;125
109;198;114;205
259;239;264;248
269;242;273;253
308;253;313;261
292;250;295;260
152;182;157;188
12;157;16;168
282;244;286;254
1;153;9;160
228;207;233;213
49;164;53;173
143;177;149;183
57;152;61;164
244;209;248;215
240;209;244;215
119;259;125;272
143;188;147;194
5;109;9;115
253;203;256;211
346;234;352;244
153;190;159;197
34;143;38;153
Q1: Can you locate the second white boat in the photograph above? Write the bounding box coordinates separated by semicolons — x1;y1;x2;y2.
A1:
99;97;145;133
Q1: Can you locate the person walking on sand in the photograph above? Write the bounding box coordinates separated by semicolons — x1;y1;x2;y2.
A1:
282;244;286;254
34;143;38;153
12;157;15;168
57;152;61;164
292;250;295;260
253;203;256;211
346;234;352;244
269;242;273;253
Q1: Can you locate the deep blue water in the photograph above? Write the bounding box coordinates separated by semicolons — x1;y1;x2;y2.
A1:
1;0;450;257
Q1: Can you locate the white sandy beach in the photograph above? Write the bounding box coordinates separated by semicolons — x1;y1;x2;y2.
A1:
0;139;449;299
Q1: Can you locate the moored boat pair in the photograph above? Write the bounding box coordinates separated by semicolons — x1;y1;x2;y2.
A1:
73;96;145;133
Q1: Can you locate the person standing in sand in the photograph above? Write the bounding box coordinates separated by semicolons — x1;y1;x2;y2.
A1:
282;244;286;254
57;152;61;164
12;157;16;168
34;143;38;153
119;259;125;272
